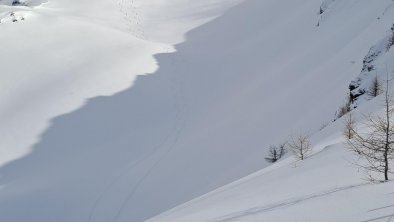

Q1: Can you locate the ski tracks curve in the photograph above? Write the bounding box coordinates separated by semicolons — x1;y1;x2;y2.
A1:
209;183;369;222
87;1;189;221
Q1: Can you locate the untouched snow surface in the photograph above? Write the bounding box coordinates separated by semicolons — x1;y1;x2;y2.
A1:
2;0;394;222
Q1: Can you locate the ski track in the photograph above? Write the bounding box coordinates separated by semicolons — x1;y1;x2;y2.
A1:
111;2;192;219
112;44;190;221
86;1;181;221
87;96;182;222
364;201;394;222
93;2;190;220
368;205;394;212
87;75;183;222
118;0;146;40
361;214;394;222
73;1;394;222
2;1;393;222
209;183;368;222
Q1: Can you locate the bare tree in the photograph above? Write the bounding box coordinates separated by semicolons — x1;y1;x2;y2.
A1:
265;143;287;163
279;143;287;158
289;134;311;160
343;112;355;140
346;71;394;181
367;74;381;98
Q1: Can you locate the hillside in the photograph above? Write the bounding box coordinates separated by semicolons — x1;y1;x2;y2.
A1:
147;94;394;222
1;0;394;221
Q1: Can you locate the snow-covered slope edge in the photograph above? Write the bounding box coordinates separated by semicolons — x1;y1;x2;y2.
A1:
0;0;242;167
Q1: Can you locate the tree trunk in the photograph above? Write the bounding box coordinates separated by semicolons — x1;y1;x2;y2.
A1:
384;74;390;181
385;152;389;181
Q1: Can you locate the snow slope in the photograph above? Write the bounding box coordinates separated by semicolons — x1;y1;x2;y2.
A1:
148;122;394;222
146;1;394;221
0;0;241;167
148;94;394;222
0;0;163;167
2;0;394;222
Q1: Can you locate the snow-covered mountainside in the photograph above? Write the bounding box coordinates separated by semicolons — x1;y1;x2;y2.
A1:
1;0;394;222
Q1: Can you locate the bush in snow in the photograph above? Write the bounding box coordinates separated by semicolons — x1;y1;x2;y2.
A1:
12;0;21;5
265;143;287;163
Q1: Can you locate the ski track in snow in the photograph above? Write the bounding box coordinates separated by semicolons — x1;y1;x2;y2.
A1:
118;0;146;40
86;60;185;222
113;57;188;222
86;1;166;221
93;1;394;221
210;183;368;222
361;214;394;222
88;2;189;220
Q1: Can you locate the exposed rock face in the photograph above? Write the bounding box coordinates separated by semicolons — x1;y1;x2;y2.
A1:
346;24;394;109
319;0;336;14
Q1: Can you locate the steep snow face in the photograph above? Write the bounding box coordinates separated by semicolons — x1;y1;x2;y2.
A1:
2;0;394;222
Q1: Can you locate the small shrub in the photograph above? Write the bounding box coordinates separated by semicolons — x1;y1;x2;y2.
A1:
265;143;287;163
